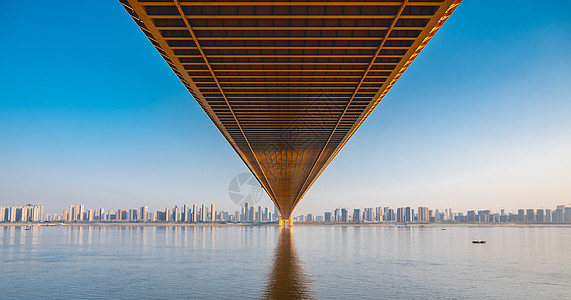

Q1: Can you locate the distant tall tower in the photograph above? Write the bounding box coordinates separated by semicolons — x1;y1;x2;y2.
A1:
128;209;137;221
418;207;429;222
79;205;85;221
341;209;348;223
140;206;148;222
183;204;189;222
404;207;413;223
249;206;255;222
397;207;405;223
174;206;181;222
165;207;170;222
352;209;361;223
69;205;76;221
201;204;207;222
210;204;215;222
375;207;382;222
256;206;262;222
192;204;197;222
244;203;250;221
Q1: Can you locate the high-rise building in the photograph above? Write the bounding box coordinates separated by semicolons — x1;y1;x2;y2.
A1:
386;208;395;222
517;209;525;222
418;207;429;222
18;207;28;222
363;208;373;222
69;205;76;221
306;214;313;222
324;212;332;222
382;207;390;221
341;209;348;223
140;206;148;222
478;210;490;223
87;210;95;222
553;206;564;223
243;203;249;221
128;209;137;221
192;204;197;223
211;204;215;222
183;204;189;222
79;205;85;221
353;209;361;223
404;207;413;223
165;207;170;222
565;207;571;223
375;207;382;222
174;206;180;222
467;210;476;222
9;207;17;222
396;207;404;223
545;209;552;223
525;209;535;223
536;209;544;223
446;208;453;221
201;204;207;222
256;206;262;222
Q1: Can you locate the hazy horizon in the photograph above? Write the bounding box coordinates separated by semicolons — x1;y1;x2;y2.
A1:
1;0;571;216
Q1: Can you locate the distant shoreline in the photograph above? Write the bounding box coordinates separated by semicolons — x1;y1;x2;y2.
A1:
2;222;571;228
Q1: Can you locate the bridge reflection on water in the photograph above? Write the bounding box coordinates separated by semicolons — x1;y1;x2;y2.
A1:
264;227;314;300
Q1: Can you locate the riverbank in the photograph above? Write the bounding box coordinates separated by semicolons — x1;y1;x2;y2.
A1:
2;222;571;228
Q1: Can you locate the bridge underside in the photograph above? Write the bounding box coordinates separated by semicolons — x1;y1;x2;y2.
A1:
120;0;461;219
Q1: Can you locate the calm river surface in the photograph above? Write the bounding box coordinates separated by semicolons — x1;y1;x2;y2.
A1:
1;225;570;299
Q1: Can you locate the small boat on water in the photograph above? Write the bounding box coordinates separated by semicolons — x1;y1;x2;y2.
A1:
24;226;32;230
472;240;486;244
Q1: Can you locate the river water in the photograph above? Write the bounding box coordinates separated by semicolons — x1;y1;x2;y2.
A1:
1;225;570;299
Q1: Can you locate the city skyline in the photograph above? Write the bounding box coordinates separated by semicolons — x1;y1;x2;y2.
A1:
3;202;571;225
3;195;571;219
1;1;571;215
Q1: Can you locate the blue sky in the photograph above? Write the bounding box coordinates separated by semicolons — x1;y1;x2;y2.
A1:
1;1;570;215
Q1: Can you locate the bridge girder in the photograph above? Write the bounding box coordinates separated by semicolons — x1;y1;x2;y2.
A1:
120;0;462;219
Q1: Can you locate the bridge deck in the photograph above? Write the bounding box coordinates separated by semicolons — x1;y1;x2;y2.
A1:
120;0;461;218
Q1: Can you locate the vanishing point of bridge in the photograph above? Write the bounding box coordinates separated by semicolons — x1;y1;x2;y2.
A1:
120;0;461;225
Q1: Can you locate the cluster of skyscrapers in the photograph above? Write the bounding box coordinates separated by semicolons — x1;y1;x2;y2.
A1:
297;205;571;224
18;202;280;223
0;205;44;223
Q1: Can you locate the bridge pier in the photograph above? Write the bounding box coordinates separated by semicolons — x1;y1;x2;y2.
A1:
279;216;294;227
